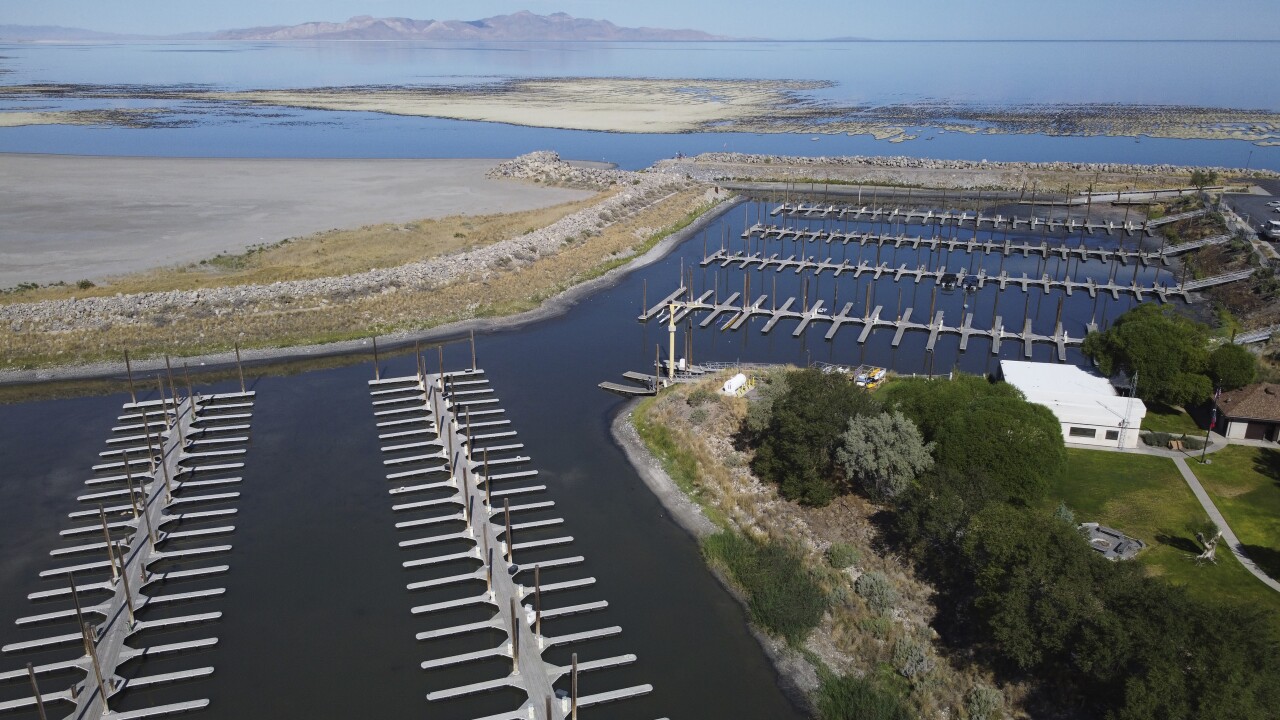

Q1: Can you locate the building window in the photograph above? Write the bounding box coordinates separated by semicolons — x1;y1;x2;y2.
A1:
1105;430;1119;440
1069;427;1097;438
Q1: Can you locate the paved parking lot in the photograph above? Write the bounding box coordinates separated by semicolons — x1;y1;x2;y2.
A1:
1222;179;1280;242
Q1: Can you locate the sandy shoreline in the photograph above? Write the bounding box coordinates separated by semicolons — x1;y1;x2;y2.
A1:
0;195;738;386
0;154;592;287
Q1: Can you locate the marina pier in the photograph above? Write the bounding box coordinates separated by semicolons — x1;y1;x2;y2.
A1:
369;349;662;720
1;360;255;720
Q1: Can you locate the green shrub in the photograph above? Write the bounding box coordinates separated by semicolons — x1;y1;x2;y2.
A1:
855;571;897;614
1142;431;1172;448
892;632;933;679
817;674;913;720
689;407;708;426
858;615;892;639
966;685;1004;720
687;387;717;406
1180;434;1206;450
702;531;829;644
826;542;861;569
76;279;95;289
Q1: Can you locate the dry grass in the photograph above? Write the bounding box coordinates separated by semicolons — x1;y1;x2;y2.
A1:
2;194;608;303
0;188;716;369
635;374;1010;719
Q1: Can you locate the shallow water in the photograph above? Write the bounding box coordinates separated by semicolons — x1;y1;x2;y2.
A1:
2;40;1278;170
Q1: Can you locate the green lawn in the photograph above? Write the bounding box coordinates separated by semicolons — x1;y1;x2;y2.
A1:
1191;446;1280;580
1051;449;1280;615
1140;402;1202;435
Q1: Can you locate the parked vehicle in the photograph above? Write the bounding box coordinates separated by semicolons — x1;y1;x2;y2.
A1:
855;367;887;389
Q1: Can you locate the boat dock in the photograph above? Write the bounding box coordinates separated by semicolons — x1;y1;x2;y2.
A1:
695;251;1252;303
770;202;1154;236
640;287;1081;361
0;362;255;719
740;224;1230;266
368;358;661;720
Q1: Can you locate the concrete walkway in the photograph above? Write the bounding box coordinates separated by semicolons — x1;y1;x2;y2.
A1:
1171;456;1280;593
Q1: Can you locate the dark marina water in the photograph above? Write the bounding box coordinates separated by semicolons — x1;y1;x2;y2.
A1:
0;197;1166;717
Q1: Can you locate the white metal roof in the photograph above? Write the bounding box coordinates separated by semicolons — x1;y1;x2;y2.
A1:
1000;360;1147;428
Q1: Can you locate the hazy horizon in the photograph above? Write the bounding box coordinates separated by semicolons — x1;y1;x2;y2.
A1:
2;1;1278;42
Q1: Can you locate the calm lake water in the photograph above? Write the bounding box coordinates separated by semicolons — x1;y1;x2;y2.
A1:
1;40;1278;169
0;198;1160;717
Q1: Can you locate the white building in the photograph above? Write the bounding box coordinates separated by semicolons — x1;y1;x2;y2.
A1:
999;360;1147;448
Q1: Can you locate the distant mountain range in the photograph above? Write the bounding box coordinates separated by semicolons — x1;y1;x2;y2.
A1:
0;12;733;42
211;11;728;42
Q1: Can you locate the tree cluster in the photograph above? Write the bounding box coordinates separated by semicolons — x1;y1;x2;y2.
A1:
1082;304;1258;406
883;376;1280;719
743;369;1279;717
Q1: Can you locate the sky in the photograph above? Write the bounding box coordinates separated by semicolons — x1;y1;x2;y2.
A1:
4;0;1279;40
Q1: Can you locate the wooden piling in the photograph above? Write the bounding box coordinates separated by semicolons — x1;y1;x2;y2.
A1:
504;498;513;564
483;450;491;510
113;540;135;626
26;664;48;720
142;502;158;550
470;330;477;371
123;350;137;405
534;564;542;636
510;598;521;671
371;337;380;380
122;452;140;520
571;653;579;720
485;544;493;594
82;622;110;706
98;506;119;583
234;342;246;394
164;355;178;404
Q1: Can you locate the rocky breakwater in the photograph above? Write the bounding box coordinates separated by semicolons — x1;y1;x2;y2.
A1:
2;153;696;334
486;150;633;189
660;152;1279;189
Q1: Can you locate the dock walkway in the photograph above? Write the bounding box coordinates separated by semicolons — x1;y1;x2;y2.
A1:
369;365;660;720
696;251;1250;304
741;223;1169;265
771;202;1152;236
1;381;255;719
640;287;1080;361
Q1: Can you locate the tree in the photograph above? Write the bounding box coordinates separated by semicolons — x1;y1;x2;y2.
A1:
934;395;1066;505
1081;304;1213;407
743;371;788;436
1208;342;1257;390
1189;169;1219;190
880;373;1022;442
962;504;1110;671
750;369;881;506
837;410;934;500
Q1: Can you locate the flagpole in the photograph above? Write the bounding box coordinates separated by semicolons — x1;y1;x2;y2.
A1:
1200;391;1217;464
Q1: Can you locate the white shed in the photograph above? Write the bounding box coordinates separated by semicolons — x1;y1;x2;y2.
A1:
721;373;747;396
999;360;1147;448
